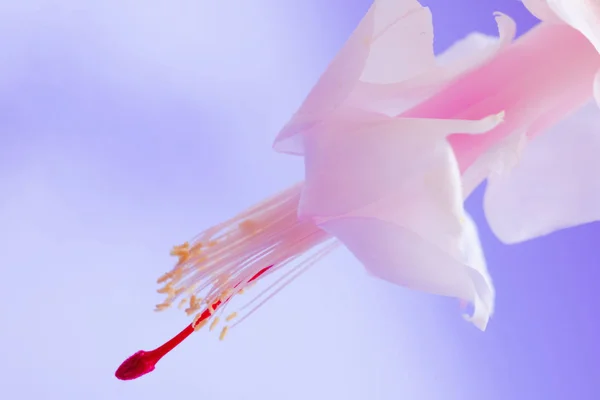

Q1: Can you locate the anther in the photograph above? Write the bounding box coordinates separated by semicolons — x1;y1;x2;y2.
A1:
225;312;237;322
209;317;220;332
219;326;229;341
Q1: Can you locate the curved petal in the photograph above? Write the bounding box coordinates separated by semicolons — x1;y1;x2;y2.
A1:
424;21;599;177
461;130;528;199
484;100;600;243
460;213;494;330
319;213;494;330
272;3;375;156
434;12;516;77
360;0;435;84
349;12;516;115
298;110;505;223
523;0;600;54
548;0;600;53
521;0;562;22
273;0;434;155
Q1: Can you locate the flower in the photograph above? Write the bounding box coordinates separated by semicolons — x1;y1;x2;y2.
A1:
273;0;516;333
115;0;600;380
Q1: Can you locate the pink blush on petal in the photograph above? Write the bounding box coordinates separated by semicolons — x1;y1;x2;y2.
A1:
401;22;600;173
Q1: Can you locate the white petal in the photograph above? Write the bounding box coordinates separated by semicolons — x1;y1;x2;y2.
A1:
521;0;562;22
432;12;516;82
461;130;529;199
298;110;504;223
318;212;494;330
459;213;494;330
297;109;501;326
484;100;600;243
524;0;600;54
349;12;516;115
273;0;434;155
550;0;600;53
360;0;435;84
296;107;501;329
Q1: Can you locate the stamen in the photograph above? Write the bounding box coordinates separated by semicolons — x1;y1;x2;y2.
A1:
225;312;237;322
154;183;335;320
209;317;220;332
233;241;339;329
193;319;208;332
116;183;339;381
156;283;173;294
177;298;188;309
219;326;229;341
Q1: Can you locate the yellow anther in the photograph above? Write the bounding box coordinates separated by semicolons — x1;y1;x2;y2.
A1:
225;312;237;322
170;248;188;257
157;283;173;294
172;242;190;251
239;219;259;234
193;319;208;332
185;305;199;316
156;272;172;284
209;317;220;332
177;298;188;309
154;302;170;312
220;289;232;300
176;253;190;265
190;242;203;255
170;243;191;265
219;326;229;341
185;298;200;315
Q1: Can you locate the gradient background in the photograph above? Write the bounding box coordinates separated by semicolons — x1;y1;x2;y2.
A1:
1;0;598;399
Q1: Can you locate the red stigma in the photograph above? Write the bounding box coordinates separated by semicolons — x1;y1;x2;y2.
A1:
115;266;272;381
115;350;156;380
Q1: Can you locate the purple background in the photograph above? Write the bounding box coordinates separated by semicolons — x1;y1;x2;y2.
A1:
1;0;598;399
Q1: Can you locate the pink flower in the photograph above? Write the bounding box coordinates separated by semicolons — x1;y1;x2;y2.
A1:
274;0;514;332
115;0;600;379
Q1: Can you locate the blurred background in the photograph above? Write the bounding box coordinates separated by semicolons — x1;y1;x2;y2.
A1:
1;0;598;399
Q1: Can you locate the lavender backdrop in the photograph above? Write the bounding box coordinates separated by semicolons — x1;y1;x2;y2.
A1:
1;0;598;399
